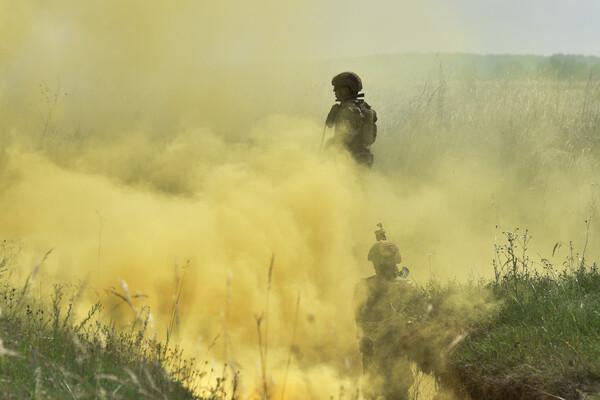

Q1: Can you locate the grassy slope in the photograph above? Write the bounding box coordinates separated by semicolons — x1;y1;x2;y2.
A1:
0;280;200;400
449;233;600;400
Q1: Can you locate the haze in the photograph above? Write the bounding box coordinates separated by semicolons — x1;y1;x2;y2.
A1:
1;2;599;398
322;0;600;57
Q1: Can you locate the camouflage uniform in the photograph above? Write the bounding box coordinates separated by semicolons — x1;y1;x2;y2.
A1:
354;241;414;400
326;100;376;167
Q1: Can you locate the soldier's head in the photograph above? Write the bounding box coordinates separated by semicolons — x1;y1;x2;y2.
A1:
368;240;401;279
332;72;362;101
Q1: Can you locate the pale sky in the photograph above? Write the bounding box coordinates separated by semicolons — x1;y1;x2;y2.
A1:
1;0;599;71
321;0;600;57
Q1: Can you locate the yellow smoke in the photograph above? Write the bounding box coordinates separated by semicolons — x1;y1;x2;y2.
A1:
0;129;382;397
1;1;599;399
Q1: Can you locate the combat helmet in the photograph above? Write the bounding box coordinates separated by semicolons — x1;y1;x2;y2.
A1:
331;71;363;94
368;241;401;265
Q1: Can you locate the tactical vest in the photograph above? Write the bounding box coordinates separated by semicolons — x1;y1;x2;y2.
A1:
355;100;377;148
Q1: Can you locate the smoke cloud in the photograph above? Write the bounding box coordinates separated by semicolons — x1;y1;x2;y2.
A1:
1;1;599;398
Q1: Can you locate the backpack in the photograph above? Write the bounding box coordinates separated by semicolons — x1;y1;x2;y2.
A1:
357;101;377;147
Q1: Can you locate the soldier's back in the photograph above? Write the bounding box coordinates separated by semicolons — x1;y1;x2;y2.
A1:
355;275;412;330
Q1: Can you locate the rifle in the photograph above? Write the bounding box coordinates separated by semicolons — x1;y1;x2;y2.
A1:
319;123;327;152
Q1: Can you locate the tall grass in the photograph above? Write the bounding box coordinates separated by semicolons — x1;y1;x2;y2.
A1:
374;67;600;184
449;230;600;400
0;248;225;400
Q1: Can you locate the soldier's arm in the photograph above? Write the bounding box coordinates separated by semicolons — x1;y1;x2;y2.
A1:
353;280;368;337
325;104;341;128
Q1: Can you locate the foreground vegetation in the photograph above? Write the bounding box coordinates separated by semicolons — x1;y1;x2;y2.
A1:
448;231;600;400
4;232;598;400
0;250;203;399
379;229;600;400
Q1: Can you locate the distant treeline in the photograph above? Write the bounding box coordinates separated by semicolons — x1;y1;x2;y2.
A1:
333;53;600;81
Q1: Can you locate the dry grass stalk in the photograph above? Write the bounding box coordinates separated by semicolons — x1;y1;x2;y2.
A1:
21;248;53;299
255;255;275;400
167;260;189;346
280;290;301;400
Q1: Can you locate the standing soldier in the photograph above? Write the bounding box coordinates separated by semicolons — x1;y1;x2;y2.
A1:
325;72;378;168
354;224;414;400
